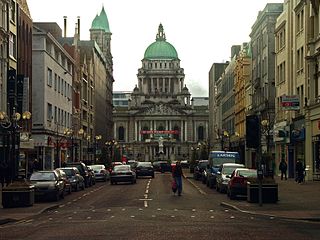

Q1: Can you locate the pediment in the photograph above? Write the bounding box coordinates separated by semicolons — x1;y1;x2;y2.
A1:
137;104;186;116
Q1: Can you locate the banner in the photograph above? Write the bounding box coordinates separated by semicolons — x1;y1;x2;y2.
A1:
140;130;179;135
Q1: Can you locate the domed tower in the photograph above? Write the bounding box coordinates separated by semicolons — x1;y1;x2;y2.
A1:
136;24;188;106
90;6;112;61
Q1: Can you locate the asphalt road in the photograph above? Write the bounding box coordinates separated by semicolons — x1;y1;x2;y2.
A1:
0;172;320;240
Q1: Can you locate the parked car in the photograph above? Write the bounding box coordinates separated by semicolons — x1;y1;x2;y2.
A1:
110;165;136;184
135;161;154;178
59;167;85;191
180;160;190;168
216;163;245;193
88;164;110;182
227;168;257;199
127;160;137;169
30;170;65;201
87;166;96;185
193;160;208;180
56;168;72;194
65;162;92;187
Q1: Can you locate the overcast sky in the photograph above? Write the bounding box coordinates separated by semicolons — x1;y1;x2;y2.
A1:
28;0;283;96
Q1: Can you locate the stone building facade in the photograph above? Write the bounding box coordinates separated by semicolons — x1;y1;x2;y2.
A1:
113;24;208;162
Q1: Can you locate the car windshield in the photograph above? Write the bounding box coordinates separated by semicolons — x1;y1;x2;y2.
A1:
30;172;56;181
60;169;73;176
138;162;152;167
238;170;257;178
114;165;130;172
222;166;239;175
90;165;104;171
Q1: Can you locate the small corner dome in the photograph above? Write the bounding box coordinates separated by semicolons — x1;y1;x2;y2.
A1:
144;24;178;60
182;85;189;93
133;85;139;92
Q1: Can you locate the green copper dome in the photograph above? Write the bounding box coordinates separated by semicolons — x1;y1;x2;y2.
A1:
91;7;110;32
144;24;178;60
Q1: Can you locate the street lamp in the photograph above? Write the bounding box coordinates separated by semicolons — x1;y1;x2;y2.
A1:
86;135;91;164
94;135;102;164
78;128;84;162
0;108;31;183
64;129;74;163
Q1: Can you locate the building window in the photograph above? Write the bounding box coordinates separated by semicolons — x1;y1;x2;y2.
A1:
54;73;57;90
118;126;125;141
47;68;53;87
47;103;52;121
173;125;180;141
9;33;16;58
142;126;149;141
198;126;204;141
10;0;16;23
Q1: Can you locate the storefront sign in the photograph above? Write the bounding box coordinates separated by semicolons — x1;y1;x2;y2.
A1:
140;130;179;135
281;95;300;110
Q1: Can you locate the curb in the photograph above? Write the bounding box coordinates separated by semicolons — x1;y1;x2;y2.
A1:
220;202;320;222
0;203;60;226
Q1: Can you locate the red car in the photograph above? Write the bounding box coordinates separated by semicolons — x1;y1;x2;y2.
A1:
227;168;257;199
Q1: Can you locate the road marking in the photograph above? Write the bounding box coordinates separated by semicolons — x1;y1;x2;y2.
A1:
174;209;178;211
191;216;195;218
130;215;135;218
49;218;53;221
171;215;175;218
139;198;153;201
192;209;196;212
73;212;77;214
144;201;148;208
209;210;214;212
68;217;72;220
139;208;143;211
122;208;126;211
157;208;161;211
210;216;214;219
145;189;149;194
87;217;91;219
152;215;156;218
59;204;65;208
107;209;111;212
230;216;235;219
186;178;207;195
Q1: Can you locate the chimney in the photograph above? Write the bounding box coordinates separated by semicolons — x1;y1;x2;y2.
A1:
77;16;80;40
63;16;67;37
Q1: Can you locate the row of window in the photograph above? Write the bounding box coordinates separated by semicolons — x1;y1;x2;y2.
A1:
47;68;72;99
143;61;178;69
46;41;73;73
47;103;71;129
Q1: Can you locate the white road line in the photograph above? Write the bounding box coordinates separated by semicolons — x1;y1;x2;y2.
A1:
144;201;148;208
145;189;149;194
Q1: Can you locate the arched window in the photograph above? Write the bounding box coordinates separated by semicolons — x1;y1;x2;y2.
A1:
118;126;125;141
198;126;204;141
173;125;180;141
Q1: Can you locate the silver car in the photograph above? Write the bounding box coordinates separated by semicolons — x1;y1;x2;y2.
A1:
215;163;245;193
88;164;110;182
30;170;65;201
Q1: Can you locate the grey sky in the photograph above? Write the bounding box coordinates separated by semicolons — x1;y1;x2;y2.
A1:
28;0;283;97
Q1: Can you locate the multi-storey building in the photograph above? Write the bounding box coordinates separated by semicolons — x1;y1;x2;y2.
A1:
32;23;74;169
234;43;251;166
220;46;240;156
0;0;9;111
208;62;228;150
113;24;209;162
113;91;132;107
249;3;283;171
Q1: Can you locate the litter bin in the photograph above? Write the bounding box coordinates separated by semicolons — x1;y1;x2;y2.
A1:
2;181;35;208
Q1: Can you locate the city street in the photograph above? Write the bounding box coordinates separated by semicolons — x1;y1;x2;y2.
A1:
1;172;319;240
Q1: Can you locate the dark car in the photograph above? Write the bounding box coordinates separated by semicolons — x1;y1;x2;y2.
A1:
56;168;72;194
193;160;208;180
30;170;65;201
152;161;171;173
59;167;85;191
88;164;110;182
65;162;92;187
135;161;154;178
227;168;257;199
110;165;136;184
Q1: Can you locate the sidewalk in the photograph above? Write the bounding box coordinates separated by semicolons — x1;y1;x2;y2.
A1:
0;185;59;225
184;171;320;221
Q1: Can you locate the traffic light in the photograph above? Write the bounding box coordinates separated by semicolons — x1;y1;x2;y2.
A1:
246;115;260;149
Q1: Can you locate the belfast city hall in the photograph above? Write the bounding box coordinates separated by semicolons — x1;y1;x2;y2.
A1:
113;24;209;161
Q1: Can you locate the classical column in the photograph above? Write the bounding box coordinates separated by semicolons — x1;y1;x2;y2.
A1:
205;121;208;140
162;78;165;92
181;120;184;141
135;121;137;141
114;122;117;139
168;78;171;93
151;78;154;93
166;120;168;131
185;120;188;141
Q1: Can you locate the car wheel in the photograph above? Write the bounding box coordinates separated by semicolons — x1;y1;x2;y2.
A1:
61;190;65;199
229;192;236;200
104;176;107;182
68;186;72;194
152;175;154;178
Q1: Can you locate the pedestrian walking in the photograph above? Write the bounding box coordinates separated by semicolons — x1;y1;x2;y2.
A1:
279;159;287;180
172;160;183;196
295;160;305;184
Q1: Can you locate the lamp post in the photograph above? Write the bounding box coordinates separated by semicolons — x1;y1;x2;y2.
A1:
94;135;102;164
0;109;31;183
78;128;84;162
86;135;91;164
